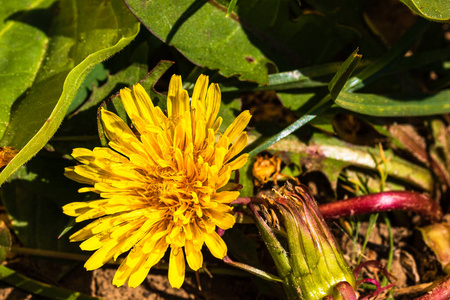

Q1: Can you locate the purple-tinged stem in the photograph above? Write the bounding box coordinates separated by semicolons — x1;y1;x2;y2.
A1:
354;260;397;300
353;260;394;281
322;282;358;300
414;275;450;300
234;191;442;222
335;281;359;300
318;191;442;222
231;197;251;205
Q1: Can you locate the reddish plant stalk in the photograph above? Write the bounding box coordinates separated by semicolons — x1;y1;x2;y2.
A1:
233;191;442;222
318;191;442;222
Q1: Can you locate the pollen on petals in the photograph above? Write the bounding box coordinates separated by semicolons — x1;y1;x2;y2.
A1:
63;74;251;289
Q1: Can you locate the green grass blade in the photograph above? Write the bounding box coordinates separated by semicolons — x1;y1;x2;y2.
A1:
0;265;102;300
328;48;362;100
345;18;429;92
335;90;450;117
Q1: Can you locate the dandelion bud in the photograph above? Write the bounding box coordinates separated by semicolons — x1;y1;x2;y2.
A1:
252;182;355;300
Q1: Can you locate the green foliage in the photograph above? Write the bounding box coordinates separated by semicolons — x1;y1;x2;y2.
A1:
0;0;140;186
124;0;273;84
0;265;101;300
1;0;450;298
0;221;11;264
400;0;450;22
0;0;54;139
336;90;450;116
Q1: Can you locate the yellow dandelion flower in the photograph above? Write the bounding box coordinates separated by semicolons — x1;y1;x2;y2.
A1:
63;75;251;288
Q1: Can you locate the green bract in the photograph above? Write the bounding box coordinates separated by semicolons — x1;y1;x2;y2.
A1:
251;183;355;299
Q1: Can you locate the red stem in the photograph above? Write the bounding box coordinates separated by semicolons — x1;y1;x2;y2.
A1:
234;191;442;222
318;191;442;222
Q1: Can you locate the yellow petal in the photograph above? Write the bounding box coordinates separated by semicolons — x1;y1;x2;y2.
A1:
167;75;183;118
63;199;108;217
215;166;232;189
113;249;148;287
84;240;121;270
100;108;145;157
191;74;209;109
168;246;185;289
79;233;109;251
222;110;251;143
212;191;240;204
225;153;249;171
185;241;203;271
206;209;236;230
212;116;222;132
64;167;96;185
193;119;206;150
70;148;95;164
204;231;227;259
120;84;159;132
224;132;248;163
205;83;221;128
128;240;168;288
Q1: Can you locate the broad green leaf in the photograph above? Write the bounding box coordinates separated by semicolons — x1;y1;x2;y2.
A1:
302;133;434;191
66;63;108;116
125;0;361;84
303;0;386;58
0;0;54;140
246;131;433;191
125;0;273;84
278;92;323;113
70;41;153;116
231;0;359;71
0;0;140;186
400;0;450;22
335;90;450;117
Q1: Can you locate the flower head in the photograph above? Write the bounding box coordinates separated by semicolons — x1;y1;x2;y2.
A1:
63;75;251;288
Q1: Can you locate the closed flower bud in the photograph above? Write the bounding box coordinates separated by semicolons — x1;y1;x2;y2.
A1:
253;182;355;300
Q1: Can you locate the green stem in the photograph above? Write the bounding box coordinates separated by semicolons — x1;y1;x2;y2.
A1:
12;247;90;261
356;213;379;266
381;214;395;299
0;265;101;300
11;247;249;277
223;256;282;282
51;136;100;141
